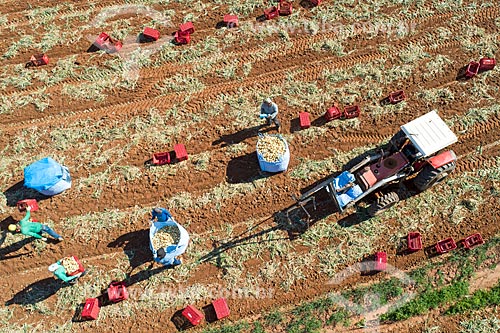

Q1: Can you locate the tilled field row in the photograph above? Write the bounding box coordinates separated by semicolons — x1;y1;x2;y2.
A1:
2;144;498;278
2;150;498;281
1;0;146;26
3;4;497;124
1;5;497;105
0;32;489;133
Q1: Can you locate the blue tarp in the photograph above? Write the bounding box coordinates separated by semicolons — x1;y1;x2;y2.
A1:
337;185;363;208
334;171;363;208
334;171;355;190
257;134;290;173
149;217;189;266
23;157;71;196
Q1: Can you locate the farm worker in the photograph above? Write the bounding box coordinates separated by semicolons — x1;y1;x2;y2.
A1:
259;97;281;131
155;247;182;267
8;206;63;242
151;220;189;268
151;207;172;222
48;260;85;285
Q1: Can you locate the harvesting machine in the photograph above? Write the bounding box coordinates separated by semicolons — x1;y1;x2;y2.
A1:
287;110;458;221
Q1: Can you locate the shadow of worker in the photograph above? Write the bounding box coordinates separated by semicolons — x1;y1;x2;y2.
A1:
108;229;152;275
5;277;65;306
212;124;273;147
3;180;50;207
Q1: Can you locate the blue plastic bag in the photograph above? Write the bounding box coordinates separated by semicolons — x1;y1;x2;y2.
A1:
256;134;290;173
24;157;71;196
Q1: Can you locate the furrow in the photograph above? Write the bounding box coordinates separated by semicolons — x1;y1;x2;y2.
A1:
459;116;500;141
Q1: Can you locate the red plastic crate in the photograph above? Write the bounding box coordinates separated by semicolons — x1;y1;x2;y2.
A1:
152;151;171;165
343;105;360;119
278;1;293;15
29;54;49;66
95;32;110;46
462;233;484;249
112;41;122;52
435;237;457;254
180;22;195;34
66;256;85;276
407;232;422;252
94;32;122;53
223;14;239;28
479;57;496;71
17;199;39;212
264;6;279;20
325;106;341;121
374;252;387;271
182;305;204;326
174;30;191;45
465;61;480;78
389;90;406;104
108;281;129;303
143;27;160;41
81;298;100;320
174;144;188;161
212;298;230;320
299;112;311;129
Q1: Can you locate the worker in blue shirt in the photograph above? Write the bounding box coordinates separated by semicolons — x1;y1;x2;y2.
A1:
155;247;182;267
151;207;172;222
260;97;281;132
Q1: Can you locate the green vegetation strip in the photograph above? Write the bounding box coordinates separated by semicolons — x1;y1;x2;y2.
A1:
381;281;470;321
446;283;500;315
199;234;500;332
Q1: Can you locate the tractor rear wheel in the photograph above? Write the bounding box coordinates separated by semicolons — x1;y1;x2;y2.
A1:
368;192;399;217
413;161;456;191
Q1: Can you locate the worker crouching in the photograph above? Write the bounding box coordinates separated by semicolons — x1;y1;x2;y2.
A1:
259;97;281;132
149;208;190;268
49;256;86;285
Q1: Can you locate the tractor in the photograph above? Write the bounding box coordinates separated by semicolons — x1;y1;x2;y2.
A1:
287;110;458;220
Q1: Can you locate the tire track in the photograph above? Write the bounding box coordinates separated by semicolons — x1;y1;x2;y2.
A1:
1;3;500;328
336;132;388;143
2;4;497;110
135;6;494;97
456;154;499;173
456;116;500;141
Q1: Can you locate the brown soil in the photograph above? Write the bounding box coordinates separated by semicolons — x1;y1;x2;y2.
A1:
1;1;499;332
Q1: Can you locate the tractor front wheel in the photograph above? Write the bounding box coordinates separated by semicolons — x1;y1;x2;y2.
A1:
413;161;456;192
368;192;400;217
